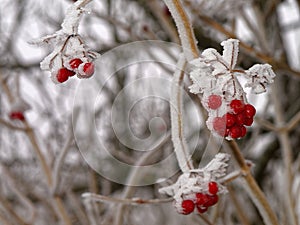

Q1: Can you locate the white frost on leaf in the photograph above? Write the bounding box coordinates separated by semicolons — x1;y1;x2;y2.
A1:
221;39;239;69
245;64;276;94
159;153;230;208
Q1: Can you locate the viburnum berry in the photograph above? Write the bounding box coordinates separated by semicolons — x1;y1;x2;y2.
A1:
208;182;219;195
213;117;226;136
207;94;222;110
236;113;246;125
83;62;95;77
244;104;256;118
195;193;209;206
230;99;245;114
223;113;236;127
240;125;247;137
196;205;208;214
9;112;25;121
229;125;242;139
69;58;83;70
56;68;75;83
203;195;219;207
181;199;195;215
244;117;254;126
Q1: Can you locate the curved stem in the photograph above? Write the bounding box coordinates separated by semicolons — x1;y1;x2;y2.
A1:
163;0;199;61
170;54;194;172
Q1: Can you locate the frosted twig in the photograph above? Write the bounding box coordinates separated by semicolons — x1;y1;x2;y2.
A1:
270;82;298;225
170;53;194;172
82;193;173;205
163;0;198;61
114;132;171;225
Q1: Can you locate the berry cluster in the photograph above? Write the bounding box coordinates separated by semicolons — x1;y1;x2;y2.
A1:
9;111;25;121
180;182;219;215
211;98;256;139
56;58;95;83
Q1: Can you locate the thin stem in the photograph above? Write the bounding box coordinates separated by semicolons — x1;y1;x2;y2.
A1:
228;140;280;225
271;83;298;225
163;0;199;61
170;54;194;172
82;193;173;205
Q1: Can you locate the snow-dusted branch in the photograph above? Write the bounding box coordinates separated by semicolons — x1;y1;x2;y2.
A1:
170;54;193;172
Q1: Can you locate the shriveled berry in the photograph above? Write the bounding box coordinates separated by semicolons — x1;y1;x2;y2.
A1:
56;68;74;83
203;195;219;207
240;125;247;137
213;117;226;136
207;94;222;110
69;58;83;69
196;205;208;214
229;125;242;139
181;199;195;215
9;112;25;121
230;99;245;114
244;104;256;118
244;117;254;126
83;62;95;77
223;113;236;127
208;182;219;195
236;113;246;125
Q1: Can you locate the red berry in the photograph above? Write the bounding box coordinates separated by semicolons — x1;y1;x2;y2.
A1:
236;113;246;125
181;200;195;215
83;62;95;77
196;193;209;206
223;113;236;127
208;182;219;195
244;117;254;126
207;94;222;110
240;125;247;137
196;205;208;214
203;195;219;207
244;104;256;118
69;58;83;69
56;68;75;83
213;117;226;136
229;125;242;139
9;112;25;121
230;99;245;114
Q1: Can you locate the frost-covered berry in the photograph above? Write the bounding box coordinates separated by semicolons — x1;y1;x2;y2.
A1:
240;125;247;137
196;193;209;206
236;113;246;125
223;113;236;127
208;182;219;195
244;104;256;118
69;58;83;69
213;117;226;136
196;205;208;214
229;125;242;139
9;112;25;121
203;195;219;207
181;200;195;215
83;62;95;77
230;99;245;114
207;94;222;110
244;117;254;126
56;68;75;83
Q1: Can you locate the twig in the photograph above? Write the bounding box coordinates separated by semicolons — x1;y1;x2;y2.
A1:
82;193;173;205
114;132;171;225
170;54;194;172
270;82;298;225
163;0;198;61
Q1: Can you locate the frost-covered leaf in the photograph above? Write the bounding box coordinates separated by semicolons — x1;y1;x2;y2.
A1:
221;39;239;69
245;64;276;94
